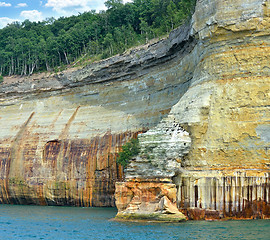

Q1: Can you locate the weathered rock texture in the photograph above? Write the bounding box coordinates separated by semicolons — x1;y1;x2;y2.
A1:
0;18;194;206
125;116;191;180
0;0;269;220
115;0;270;220
115;180;186;222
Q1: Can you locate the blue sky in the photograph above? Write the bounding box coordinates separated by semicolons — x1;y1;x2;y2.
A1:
0;0;132;28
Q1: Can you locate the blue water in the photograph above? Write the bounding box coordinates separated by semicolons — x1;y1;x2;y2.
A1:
0;205;269;240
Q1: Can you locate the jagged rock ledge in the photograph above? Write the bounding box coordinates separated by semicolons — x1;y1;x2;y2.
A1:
0;22;193;99
114;179;186;222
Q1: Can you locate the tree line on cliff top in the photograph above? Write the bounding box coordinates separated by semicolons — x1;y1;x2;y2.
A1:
0;0;196;77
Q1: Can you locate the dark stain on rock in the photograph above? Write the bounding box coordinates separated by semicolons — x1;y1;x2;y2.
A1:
4;112;35;201
177;175;270;220
0;130;141;207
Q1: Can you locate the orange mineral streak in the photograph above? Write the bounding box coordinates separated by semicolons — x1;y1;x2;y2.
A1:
176;174;270;220
0;129;141;206
115;180;178;213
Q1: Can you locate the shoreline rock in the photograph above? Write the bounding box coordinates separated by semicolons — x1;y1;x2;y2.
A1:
114;180;186;222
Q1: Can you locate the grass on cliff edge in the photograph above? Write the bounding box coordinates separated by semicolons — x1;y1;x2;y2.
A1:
117;138;140;168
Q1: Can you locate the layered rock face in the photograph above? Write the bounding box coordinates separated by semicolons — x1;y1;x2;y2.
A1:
0;21;194;205
115;116;190;221
115;0;270;220
115;180;186;222
0;0;269;219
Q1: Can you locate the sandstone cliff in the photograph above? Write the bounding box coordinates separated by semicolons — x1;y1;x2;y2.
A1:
0;0;269;220
0;20;194;206
115;0;270;220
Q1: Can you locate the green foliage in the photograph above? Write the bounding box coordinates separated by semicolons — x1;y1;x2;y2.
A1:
0;0;196;76
117;138;140;167
0;75;3;83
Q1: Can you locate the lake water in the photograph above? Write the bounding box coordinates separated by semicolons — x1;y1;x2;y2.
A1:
0;205;269;240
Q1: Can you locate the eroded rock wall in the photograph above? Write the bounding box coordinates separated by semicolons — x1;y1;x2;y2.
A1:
174;0;270;219
115;0;270;220
0;23;196;206
0;0;269;216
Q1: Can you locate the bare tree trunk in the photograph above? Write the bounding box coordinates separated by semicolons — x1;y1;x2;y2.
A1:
30;60;36;75
17;57;20;75
58;50;61;65
11;56;14;75
45;60;50;72
20;61;24;76
64;51;69;64
24;60;27;75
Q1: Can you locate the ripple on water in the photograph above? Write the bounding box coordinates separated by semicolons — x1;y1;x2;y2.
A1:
0;205;269;240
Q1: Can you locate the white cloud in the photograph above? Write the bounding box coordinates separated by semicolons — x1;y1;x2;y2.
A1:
0;17;19;28
16;3;28;8
43;0;133;18
46;0;92;10
20;10;43;22
45;0;106;13
0;2;11;7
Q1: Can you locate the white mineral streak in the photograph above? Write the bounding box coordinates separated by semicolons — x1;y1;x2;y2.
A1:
121;0;270;219
125;116;191;179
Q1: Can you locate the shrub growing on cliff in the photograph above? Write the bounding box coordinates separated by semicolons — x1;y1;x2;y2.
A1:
0;75;3;84
117;138;140;168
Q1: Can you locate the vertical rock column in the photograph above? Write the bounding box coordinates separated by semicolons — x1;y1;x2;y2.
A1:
114;116;191;221
174;172;270;220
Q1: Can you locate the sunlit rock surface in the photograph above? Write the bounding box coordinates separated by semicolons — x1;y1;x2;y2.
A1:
115;0;270;220
115;180;186;222
115;116;191;222
125;116;191;179
0;18;194;206
0;0;269;220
